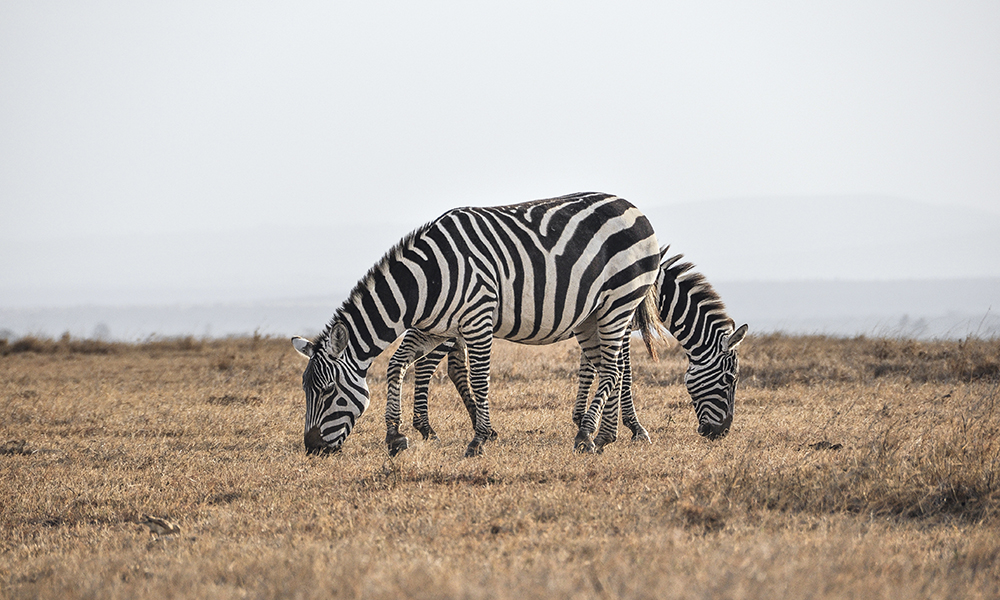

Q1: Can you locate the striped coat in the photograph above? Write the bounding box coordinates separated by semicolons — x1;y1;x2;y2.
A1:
292;192;661;456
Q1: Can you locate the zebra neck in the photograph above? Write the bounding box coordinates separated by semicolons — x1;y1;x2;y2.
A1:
335;295;408;370
659;278;732;362
673;321;729;364
331;274;418;371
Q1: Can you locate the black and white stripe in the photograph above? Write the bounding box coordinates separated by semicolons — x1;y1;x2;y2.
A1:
292;192;661;456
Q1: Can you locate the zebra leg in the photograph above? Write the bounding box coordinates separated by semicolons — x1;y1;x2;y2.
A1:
593;343;624;452
461;328;495;458
386;330;446;456
385;339;414;457
574;322;631;453
412;342;452;441
617;334;651;444
572;353;595;428
446;345;498;441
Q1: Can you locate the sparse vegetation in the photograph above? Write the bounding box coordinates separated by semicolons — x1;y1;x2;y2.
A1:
1;333;998;599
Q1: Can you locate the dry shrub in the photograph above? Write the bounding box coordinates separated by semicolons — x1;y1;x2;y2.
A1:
739;334;1000;387
0;334;121;356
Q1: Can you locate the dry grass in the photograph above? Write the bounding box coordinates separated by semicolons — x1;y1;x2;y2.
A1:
2;333;999;599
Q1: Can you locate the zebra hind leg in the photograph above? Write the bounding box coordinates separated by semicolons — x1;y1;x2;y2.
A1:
412;345;451;441
616;334;651;444
572;353;595;428
592;381;620;453
446;346;498;441
594;342;624;454
574;330;627;453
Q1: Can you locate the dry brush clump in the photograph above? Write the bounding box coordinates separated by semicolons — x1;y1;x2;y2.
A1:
735;333;1000;387
1;333;999;599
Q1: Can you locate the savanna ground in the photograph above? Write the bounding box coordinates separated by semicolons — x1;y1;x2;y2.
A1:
1;332;999;599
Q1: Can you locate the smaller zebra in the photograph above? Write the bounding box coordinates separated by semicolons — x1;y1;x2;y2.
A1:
388;248;747;450
574;249;747;439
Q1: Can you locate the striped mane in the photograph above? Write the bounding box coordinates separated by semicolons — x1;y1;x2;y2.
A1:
660;252;735;330
317;219;438;346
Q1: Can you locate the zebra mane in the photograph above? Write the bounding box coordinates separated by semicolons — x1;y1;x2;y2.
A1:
660;250;735;330
316;219;437;346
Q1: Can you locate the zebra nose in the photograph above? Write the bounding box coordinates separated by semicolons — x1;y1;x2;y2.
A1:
304;426;328;454
698;414;732;440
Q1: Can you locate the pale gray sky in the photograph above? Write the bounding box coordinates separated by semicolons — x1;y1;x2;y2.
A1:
1;1;999;308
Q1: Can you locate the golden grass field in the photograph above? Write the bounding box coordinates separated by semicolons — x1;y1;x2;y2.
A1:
2;332;999;599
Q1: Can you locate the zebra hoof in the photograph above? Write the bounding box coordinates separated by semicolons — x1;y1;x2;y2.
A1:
387;434;409;457
594;435;616;453
631;429;652;444
464;440;484;458
417;427;438;441
573;431;596;454
487;428;499;441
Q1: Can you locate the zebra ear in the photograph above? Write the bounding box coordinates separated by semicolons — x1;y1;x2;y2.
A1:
329;322;350;356
722;324;748;352
291;336;315;358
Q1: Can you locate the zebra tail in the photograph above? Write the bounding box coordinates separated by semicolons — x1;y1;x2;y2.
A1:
632;285;664;361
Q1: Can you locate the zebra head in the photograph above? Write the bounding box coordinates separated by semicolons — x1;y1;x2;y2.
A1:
684;323;748;440
292;323;370;455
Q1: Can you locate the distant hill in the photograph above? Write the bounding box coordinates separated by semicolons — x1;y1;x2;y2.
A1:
2;195;998;309
3;195;999;339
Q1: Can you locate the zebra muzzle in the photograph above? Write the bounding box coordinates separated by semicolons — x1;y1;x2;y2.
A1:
698;413;732;440
304;426;339;455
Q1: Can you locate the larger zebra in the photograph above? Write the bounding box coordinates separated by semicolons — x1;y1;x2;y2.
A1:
291;192;662;456
388;249;748;453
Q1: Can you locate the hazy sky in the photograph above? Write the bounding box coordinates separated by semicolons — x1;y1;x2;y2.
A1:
3;1;998;244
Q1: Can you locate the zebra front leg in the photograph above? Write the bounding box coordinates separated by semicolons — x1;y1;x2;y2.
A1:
385;343;413;457
386;330;445;456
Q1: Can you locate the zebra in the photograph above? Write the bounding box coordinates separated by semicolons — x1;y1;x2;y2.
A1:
391;248;747;449
577;250;748;439
291;192;662;456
